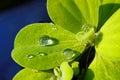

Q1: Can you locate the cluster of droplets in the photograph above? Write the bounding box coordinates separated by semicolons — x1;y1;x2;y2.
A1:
27;48;79;60
27;35;58;59
50;22;57;31
27;52;47;59
27;34;79;61
76;24;94;40
52;27;57;31
76;24;95;47
81;24;93;32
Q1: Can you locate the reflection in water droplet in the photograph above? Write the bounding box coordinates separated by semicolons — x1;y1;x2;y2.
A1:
27;54;35;59
37;52;47;56
40;35;59;46
47;39;53;44
63;49;76;60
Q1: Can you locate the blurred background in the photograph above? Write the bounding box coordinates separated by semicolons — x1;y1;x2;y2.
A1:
0;0;51;79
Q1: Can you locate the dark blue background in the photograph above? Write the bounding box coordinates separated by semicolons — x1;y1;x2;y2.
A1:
0;0;51;79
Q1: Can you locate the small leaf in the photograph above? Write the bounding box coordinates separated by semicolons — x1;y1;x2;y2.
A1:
13;68;53;80
71;61;80;76
54;67;62;78
12;23;85;70
53;62;73;80
60;62;73;80
47;0;99;33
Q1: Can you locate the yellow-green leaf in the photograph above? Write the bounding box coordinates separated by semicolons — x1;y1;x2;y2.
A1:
13;68;53;80
12;23;85;70
47;0;99;33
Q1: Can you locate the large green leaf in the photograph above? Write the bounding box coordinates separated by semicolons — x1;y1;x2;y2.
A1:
85;9;120;80
13;68;53;80
12;23;85;70
47;0;99;33
96;9;120;60
84;54;120;80
98;0;120;31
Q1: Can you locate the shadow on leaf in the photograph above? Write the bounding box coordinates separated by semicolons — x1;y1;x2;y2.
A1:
84;69;94;80
95;32;103;47
97;3;120;31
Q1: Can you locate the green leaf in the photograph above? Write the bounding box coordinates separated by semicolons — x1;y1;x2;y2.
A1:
60;62;73;80
85;9;120;80
96;9;120;60
47;0;99;33
53;62;73;80
71;61;80;76
84;54;120;80
12;23;85;70
13;68;53;80
98;0;120;31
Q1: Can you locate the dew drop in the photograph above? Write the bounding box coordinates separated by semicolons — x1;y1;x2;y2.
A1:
76;24;94;41
34;70;40;73
40;35;59;46
37;52;47;56
52;27;57;31
81;24;93;32
27;54;35;59
63;49;76;60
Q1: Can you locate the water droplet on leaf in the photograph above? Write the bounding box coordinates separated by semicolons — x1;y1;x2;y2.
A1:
81;24;93;32
34;70;40;73
37;52;47;56
52;27;57;31
27;54;35;59
63;49;77;60
40;35;59;46
76;24;94;42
